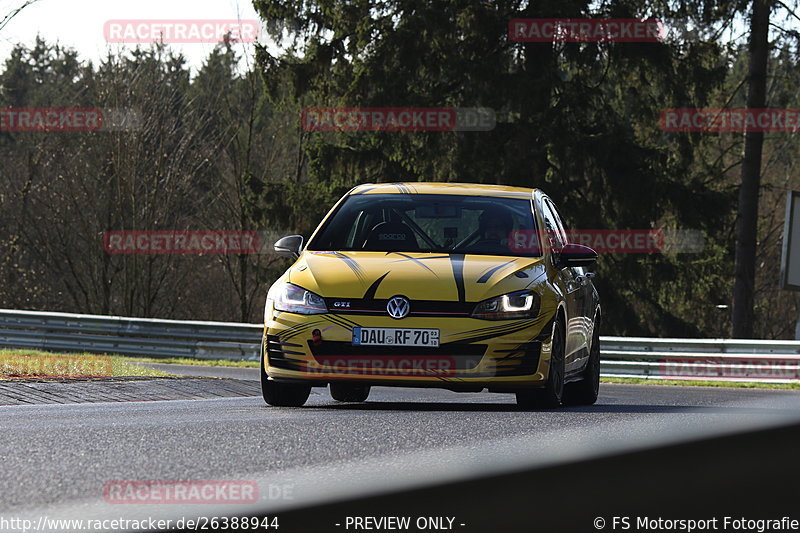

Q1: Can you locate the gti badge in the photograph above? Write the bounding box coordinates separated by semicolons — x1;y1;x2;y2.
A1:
386;296;410;319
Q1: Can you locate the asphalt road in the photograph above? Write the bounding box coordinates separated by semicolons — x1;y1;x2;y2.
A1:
3;367;800;530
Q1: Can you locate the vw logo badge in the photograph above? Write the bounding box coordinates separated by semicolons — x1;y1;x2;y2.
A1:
386;296;410;319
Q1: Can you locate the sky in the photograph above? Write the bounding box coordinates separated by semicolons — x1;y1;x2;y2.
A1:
0;0;796;76
0;0;275;75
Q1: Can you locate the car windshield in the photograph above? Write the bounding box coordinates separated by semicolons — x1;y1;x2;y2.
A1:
307;193;540;257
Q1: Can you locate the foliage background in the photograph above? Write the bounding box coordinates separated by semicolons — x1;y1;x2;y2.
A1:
0;1;798;337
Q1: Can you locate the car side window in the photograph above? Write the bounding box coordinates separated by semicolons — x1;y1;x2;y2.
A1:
540;199;565;252
544;198;569;245
344;211;364;248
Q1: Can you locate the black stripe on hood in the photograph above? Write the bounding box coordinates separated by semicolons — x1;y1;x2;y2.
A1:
449;254;466;302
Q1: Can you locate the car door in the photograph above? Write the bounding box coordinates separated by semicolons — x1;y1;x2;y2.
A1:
541;197;590;372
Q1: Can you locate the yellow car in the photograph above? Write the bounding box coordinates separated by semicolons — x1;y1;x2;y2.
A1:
261;182;600;409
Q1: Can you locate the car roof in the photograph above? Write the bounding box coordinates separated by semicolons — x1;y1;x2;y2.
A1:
349;182;537;199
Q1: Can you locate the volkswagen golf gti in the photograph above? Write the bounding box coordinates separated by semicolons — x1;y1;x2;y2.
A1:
261;182;600;409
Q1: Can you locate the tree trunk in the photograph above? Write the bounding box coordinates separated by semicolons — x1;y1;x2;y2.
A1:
732;0;771;338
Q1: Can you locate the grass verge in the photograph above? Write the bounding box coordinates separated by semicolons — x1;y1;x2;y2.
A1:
124;356;260;368
0;349;172;380
601;376;800;390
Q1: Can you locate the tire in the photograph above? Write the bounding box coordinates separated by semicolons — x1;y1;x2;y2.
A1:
330;382;371;402
516;317;565;410
563;314;601;406
260;345;311;407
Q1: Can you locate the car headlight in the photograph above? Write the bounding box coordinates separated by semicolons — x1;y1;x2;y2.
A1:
471;290;540;320
270;282;327;315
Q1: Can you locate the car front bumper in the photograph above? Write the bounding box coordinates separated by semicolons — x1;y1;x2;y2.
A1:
263;310;556;390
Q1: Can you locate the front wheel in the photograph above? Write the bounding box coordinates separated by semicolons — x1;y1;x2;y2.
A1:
260;347;311;407
516;318;565;410
330;383;371;402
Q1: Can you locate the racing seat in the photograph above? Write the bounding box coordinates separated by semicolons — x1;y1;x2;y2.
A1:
362;221;419;252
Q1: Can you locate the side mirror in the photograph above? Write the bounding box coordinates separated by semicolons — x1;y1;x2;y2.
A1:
274;235;304;259
557;243;597;268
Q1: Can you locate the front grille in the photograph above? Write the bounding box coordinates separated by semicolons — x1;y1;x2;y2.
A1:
324;298;473;317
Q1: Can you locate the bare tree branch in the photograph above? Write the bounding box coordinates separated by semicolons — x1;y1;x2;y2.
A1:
0;0;40;33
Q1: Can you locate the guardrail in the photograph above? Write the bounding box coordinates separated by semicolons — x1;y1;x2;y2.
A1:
0;309;263;361
0;309;798;382
600;336;800;382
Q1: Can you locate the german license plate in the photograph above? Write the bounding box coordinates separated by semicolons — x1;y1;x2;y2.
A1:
352;327;440;347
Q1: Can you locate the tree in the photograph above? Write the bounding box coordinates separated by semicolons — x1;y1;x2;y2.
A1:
253;0;735;336
731;0;770;337
0;38;305;322
190;42;301;321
